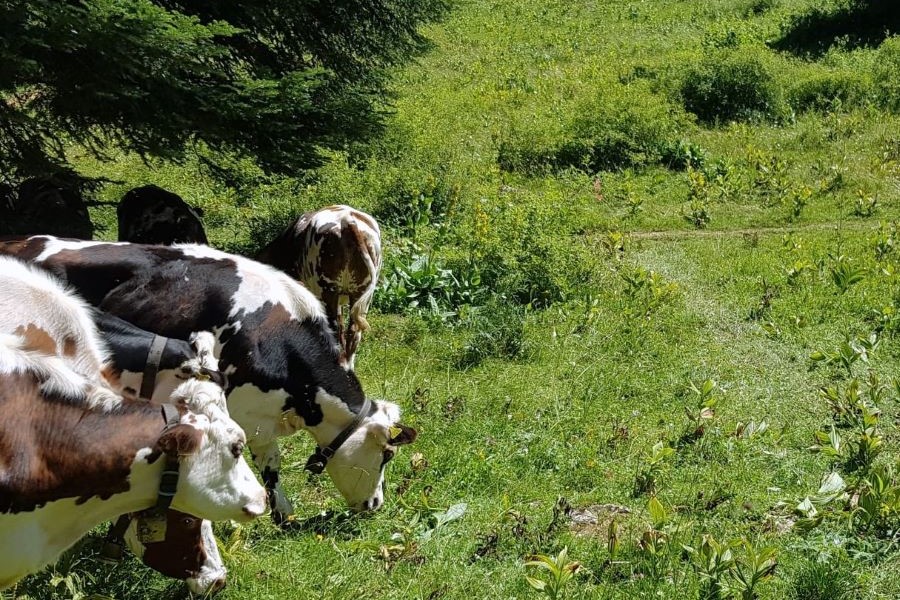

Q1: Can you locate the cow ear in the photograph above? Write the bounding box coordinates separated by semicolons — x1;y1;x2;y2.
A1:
388;424;417;446
157;424;204;458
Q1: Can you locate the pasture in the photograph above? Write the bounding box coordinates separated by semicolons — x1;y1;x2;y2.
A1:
9;0;900;598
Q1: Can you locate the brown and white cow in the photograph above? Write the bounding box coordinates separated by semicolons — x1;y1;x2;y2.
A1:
117;185;208;245
256;205;382;370
0;237;415;523
0;258;267;589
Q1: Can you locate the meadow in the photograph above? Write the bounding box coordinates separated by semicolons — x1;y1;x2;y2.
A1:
9;0;900;598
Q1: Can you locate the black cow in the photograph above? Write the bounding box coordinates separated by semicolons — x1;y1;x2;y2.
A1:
117;185;208;245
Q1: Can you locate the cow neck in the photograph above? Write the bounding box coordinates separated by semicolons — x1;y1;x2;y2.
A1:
102;403;182;560
304;396;372;474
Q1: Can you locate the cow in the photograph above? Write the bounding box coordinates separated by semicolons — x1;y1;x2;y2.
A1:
0;257;256;593
0;259;267;589
256;205;382;370
0;236;416;524
117;185;208;245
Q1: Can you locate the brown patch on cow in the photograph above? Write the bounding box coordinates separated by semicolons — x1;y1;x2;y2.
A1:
101;364;122;389
0;372;166;514
62;336;77;357
13;323;57;356
156;424;203;458
138;509;206;579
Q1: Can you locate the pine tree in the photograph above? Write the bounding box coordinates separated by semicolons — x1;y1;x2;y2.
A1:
0;0;446;181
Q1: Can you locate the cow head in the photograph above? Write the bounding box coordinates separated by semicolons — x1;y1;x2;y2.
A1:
160;380;267;522
312;395;416;511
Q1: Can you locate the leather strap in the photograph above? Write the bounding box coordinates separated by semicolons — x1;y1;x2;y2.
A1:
305;397;372;474
139;334;168;400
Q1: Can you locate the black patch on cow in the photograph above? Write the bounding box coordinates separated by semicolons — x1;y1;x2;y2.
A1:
93;309;195;373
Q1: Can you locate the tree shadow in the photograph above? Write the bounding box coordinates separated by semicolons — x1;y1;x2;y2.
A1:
770;0;900;58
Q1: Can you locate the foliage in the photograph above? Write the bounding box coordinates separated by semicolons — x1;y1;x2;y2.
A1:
0;0;447;180
456;301;529;369
681;50;787;124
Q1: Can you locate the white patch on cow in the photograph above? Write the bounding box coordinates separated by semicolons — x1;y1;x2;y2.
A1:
187;519;227;594
226;383;293;442
0;334;120;410
33;237;128;264
176;244;325;321
0;256;114;384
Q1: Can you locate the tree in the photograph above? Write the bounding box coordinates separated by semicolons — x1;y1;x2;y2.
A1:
0;0;447;182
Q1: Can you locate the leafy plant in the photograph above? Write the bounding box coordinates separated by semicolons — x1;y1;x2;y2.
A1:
684;534;735;600
620;265;680;318
731;539;778;600
524;546;582;600
810;333;879;376
634;441;676;496
827;255;866;294
682;379;721;442
852;190;877;218
683;198;711;229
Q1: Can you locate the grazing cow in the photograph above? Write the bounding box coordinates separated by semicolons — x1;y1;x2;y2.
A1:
256;205;382;370
92;312;229;593
0;258;260;593
0;261;266;588
117;185;208;245
0;237;416;523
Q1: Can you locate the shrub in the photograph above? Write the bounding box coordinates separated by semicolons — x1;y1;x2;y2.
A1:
791;71;874;112
681;50;787;124
875;36;900;112
497;84;683;173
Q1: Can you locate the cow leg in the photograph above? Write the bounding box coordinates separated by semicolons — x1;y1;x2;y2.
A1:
250;440;294;525
185;520;227;595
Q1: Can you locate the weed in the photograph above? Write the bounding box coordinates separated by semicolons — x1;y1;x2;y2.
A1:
852;190;877;218
681;379;721;443
827;255;867;294
634;441;675;496
455;301;529;369
810;333;879;376
872;221;897;261
524;547;582;600
683;199;711;229
620;265;680;318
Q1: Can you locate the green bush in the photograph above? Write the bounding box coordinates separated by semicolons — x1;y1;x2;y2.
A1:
498;85;683;173
681;50;787;124
791;71;874;112
875;36;900;112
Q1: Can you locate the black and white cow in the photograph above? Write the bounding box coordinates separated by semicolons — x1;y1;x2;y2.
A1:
0;236;416;521
94;310;224;402
0;257;266;588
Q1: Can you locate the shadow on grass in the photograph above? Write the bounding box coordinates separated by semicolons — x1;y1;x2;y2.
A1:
771;0;900;57
279;509;362;538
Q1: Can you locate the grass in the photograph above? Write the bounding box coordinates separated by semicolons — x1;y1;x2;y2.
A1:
8;0;900;598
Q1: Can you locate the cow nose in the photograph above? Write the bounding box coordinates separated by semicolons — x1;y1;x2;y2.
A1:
242;495;267;519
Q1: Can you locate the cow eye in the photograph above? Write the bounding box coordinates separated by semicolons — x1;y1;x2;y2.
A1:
231;441;244;458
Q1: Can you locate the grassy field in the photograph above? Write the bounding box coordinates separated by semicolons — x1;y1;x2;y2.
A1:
10;0;900;598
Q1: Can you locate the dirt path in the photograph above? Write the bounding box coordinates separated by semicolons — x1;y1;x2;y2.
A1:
618;220;878;241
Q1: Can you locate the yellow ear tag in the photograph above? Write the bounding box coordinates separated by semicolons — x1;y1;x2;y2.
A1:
388;426;402;440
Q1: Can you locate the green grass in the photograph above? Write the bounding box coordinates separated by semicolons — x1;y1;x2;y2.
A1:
9;0;900;598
